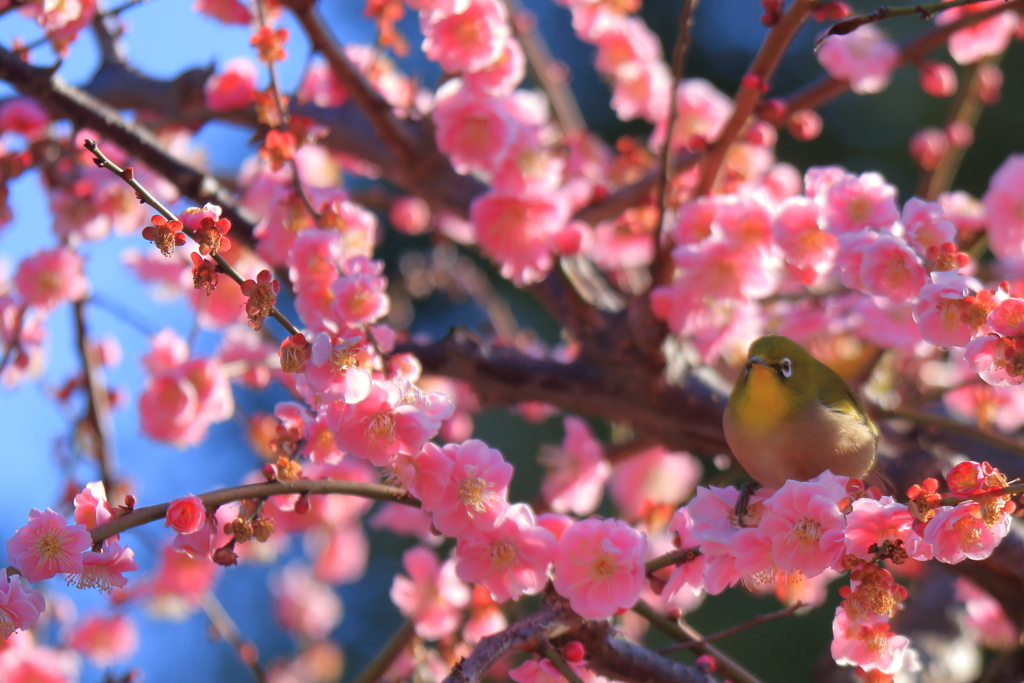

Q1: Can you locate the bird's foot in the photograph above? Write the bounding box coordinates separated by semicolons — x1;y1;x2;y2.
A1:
734;481;761;528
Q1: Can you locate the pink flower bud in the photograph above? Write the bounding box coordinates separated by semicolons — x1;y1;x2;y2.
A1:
562;641;585;662
945;121;974;149
919;61;957;97
909;127;949;171
744;120;777;147
389;196;431;236
977;63;1003;104
786;109;823;141
947;461;986;498
165;495;207;534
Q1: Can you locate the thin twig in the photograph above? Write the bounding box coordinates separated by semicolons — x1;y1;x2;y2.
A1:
83;140;302;338
646;547;701;575
0;304;24;378
657;602;804;653
651;0;700;287
939;482;1024;507
253;0;321;221
201;593;268;683
353;620;416;683
778;0;1024;122
632;599;763;683
99;0;149;19
502;0;585;136
818;0;1012;47
541;641;586;683
90;479;418;544
881;406;1024;459
72;300;118;494
694;0;814;196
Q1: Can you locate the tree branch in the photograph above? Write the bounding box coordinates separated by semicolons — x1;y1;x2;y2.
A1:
818;0;1011;46
73;300;118;494
90;479;418;544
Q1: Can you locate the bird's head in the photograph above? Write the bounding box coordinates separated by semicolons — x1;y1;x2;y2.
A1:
733;335;822;413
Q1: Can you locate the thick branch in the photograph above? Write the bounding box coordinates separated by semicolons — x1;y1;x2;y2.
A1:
570;621;715;683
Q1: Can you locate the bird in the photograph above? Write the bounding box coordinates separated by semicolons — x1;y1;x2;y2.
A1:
723;334;879;491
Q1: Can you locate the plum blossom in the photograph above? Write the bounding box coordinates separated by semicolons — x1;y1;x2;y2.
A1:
844;497;918;561
433;80;516;173
0;642;81;682
772;197;837;284
421;0;509;74
552;518;648;620
592;16;662;75
609;446;703;520
14;247;88;310
539;416;610;516
470;191;569;285
416;439;513;537
935;0;1018;65
73;481;112;531
464;38;526;96
913;273;972;348
306;331;373;404
165;495;207;534
454;503;557;602
7;508;91;583
649;78;733;150
831;607;910;674
0;98;49;140
982;153;1024;259
923;501;1012;563
327;380;441;466
759;473;848;578
140;545;217;617
822;172;899;234
328;256;390;326
816;25;899;94
204;58;257;111
67;541;138;593
390;546;471;640
271;564;343;640
66;613;138;666
955;578;1019;649
0;576;45;639
858;233;927;303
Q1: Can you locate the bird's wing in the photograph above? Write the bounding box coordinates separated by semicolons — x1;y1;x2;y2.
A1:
820;379;879;440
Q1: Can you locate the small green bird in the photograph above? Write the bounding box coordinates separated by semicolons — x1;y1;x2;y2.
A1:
723;335;879;490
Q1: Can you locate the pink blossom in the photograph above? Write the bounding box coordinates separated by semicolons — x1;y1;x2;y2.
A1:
592;16;662;75
609;446;703;520
165;494;207;534
272;564;343;639
455;503;556;602
306;331;373;404
940;190;986;237
139;348;234;448
923;501;1012;563
649;78;733;150
298;56;347;108
142;328;190;374
834;230;878;291
0;643;80;683
286;229;343;294
859;233;927;303
540;416;610;516
470;191;568;285
390;546;470;640
141;545;217;616
816;25;899;94
610;59;671;123
901;197;957;255
713;193;774;247
464;38;526;96
327;380;439;466
759;474;848;578
422;0;509;73
955;578;1019;649
309;524;369;585
935;0;1018;65
983;153;1024;259
490;126;565;197
328;256;390;326
987;297;1024;336
913;274;972;347
0;98;48;140
66;541;138;593
509;658;593;683
672;197;716;245
831;607;910;674
204;58;257;111
772;196;837;284
944;382;1024;433
536;512;574;541
193;0;251;23
661;508;706;600
823;172;899;234
552;518;648;620
14;247;88;310
73;481;112;531
919;60;958;97
0;576;45;638
853;295;923;354
66;613;138;666
369;503;440;545
910;127;949;171
389;196;432;235
433;80;516;173
844;497;917;561
416;439;513;537
463;586;508;643
6;509;91;583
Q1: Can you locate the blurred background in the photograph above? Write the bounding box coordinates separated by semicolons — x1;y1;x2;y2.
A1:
0;0;1020;681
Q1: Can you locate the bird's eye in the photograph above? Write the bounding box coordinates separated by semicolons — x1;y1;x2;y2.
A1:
780;358;792;378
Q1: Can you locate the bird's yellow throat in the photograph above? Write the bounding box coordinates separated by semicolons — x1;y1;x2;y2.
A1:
733;364;794;433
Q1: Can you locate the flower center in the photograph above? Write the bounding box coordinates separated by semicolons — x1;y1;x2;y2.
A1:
491;540;516;568
36;530;69;562
884;259;909;290
458;477;489;515
592;552;617;578
847;195;871;223
789;518;822;548
0;608;14;638
366;412;396;446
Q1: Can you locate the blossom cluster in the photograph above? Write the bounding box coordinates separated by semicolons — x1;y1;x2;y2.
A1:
662;462;1016;678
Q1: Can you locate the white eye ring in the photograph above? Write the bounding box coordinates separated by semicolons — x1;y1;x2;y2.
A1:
780;358;792;378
